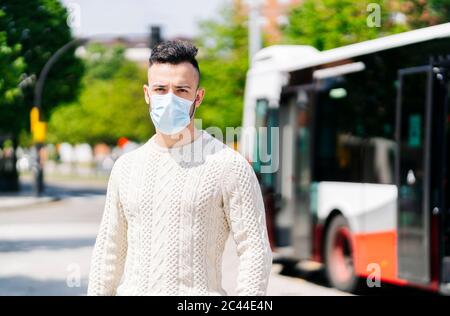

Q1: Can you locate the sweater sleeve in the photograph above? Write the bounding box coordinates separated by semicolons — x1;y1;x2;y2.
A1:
221;151;273;296
87;157;128;296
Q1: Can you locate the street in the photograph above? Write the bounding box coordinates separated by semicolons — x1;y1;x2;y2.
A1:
0;177;350;296
1;0;449;300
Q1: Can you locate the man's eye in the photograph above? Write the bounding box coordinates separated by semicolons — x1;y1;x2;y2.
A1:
154;88;165;92
178;89;188;93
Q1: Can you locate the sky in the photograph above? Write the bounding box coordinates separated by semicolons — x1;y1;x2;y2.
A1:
60;0;227;39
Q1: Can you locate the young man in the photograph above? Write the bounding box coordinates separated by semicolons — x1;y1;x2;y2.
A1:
87;40;273;296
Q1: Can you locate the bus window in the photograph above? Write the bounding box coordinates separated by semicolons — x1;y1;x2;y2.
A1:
313;76;365;183
355;60;397;185
253;99;268;174
313;66;397;185
253;99;278;188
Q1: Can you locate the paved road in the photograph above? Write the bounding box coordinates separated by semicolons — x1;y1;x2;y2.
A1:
0;179;352;296
5;178;431;296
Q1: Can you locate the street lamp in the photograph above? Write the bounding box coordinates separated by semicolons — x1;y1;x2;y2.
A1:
246;0;264;65
32;37;88;196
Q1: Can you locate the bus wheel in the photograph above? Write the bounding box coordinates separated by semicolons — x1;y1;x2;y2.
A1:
325;215;361;293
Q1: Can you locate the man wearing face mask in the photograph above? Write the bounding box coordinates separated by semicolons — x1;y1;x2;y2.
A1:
87;40;273;296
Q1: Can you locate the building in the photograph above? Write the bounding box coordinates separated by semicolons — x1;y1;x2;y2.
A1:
236;0;302;45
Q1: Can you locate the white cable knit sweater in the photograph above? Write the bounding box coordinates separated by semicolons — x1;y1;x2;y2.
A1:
87;129;273;296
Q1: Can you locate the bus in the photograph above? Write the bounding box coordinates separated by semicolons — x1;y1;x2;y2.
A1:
241;23;450;294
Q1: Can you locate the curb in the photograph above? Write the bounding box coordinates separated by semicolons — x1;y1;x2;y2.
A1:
0;195;62;211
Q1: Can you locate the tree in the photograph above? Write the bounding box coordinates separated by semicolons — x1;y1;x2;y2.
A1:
195;3;249;132
0;9;25;107
399;0;450;28
282;0;450;51
282;0;410;51
47;44;153;145
0;0;84;137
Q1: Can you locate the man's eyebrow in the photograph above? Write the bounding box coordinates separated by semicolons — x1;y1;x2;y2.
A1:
174;84;192;89
150;83;168;88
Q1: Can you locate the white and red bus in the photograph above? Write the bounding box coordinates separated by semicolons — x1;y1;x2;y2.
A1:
241;23;450;293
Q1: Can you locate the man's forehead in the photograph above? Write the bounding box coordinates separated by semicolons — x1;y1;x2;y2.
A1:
148;62;199;84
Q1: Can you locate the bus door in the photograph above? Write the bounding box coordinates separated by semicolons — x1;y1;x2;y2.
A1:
276;94;297;248
444;72;450;292
396;65;433;284
254;99;279;249
432;63;450;293
292;87;314;260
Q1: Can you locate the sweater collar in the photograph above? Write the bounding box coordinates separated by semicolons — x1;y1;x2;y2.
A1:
146;128;204;154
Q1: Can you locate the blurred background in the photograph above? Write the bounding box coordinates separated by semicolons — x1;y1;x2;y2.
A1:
0;0;449;296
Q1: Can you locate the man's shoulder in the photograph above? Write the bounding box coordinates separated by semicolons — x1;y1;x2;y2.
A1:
203;135;252;170
202;131;245;162
111;143;147;172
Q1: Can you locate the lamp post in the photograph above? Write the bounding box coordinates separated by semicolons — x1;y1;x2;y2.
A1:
247;0;263;65
30;29;159;195
32;37;88;196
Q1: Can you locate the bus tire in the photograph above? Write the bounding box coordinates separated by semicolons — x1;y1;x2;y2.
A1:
324;215;362;293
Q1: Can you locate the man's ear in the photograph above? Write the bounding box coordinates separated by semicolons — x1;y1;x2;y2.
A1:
195;88;205;107
143;84;150;105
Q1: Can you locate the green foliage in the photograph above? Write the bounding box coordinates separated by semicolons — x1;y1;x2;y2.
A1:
193;0;450;134
0;9;25;106
282;0;408;50
0;0;84;137
195;5;249;132
400;0;450;28
83;43;126;81
282;0;450;51
47;44;153;145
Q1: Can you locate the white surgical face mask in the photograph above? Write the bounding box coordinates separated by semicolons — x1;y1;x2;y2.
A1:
149;92;196;135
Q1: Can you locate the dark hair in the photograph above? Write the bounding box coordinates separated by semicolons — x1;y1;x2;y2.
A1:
149;40;200;81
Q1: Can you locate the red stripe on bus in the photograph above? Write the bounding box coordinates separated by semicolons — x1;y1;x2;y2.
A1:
352;230;406;284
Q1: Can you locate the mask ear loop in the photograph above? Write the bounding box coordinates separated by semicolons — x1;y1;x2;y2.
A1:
189;89;198;119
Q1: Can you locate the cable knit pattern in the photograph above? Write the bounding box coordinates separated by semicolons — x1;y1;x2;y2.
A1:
87;129;273;296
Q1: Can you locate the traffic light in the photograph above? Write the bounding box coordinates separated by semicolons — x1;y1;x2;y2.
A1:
30;106;47;143
29;106;46;195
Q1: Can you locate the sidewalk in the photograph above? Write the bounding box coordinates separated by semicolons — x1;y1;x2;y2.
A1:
0;182;61;211
0;195;60;211
0;174;108;211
